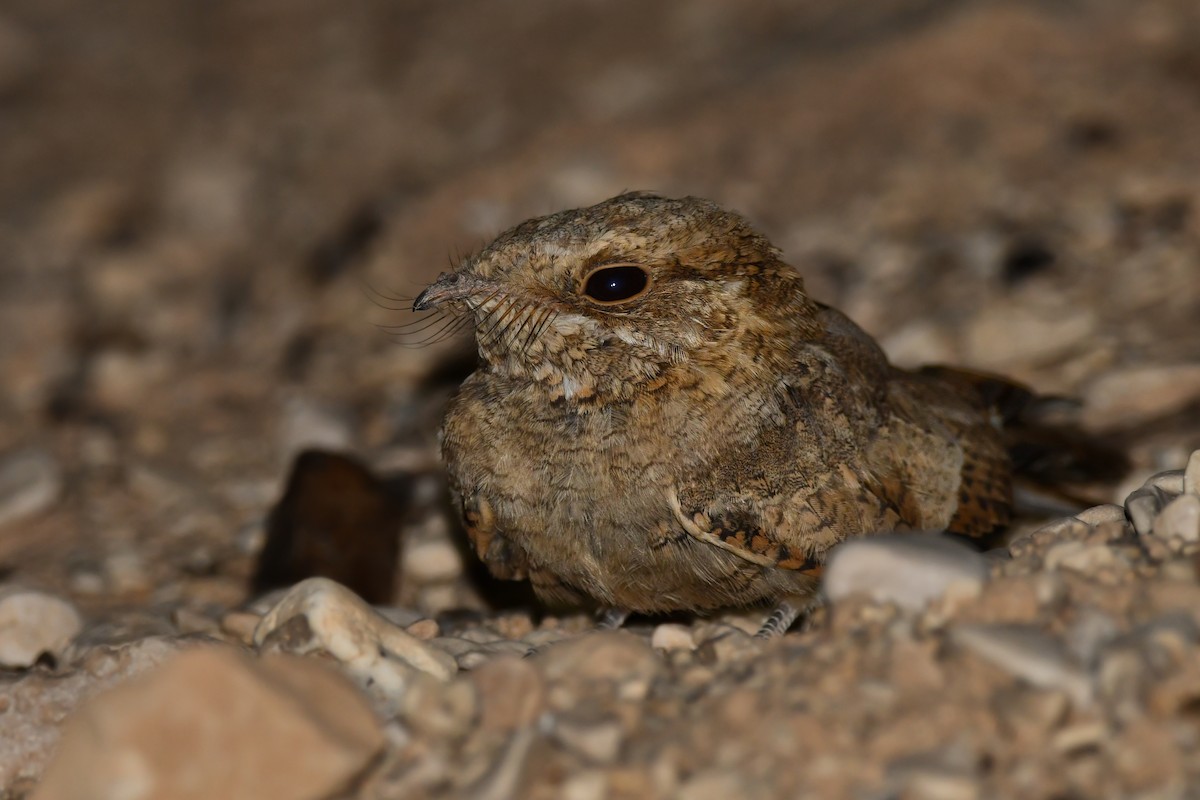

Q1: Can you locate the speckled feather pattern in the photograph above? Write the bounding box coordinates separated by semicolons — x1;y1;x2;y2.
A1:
422;193;1013;614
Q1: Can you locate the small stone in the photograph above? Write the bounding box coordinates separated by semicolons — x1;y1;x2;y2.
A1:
1144;470;1185;497
471;656;546;731
1125;485;1172;536
253;578;457;706
1084;363;1200;429
951;623;1092;706
1153;495;1200;542
404;538;464;583
279;395;354;462
1042;540;1116;573
31;647;383;800
551;715;624;763
823;533;988;611
693;624;759;665
102;547;152;594
893;767;980;800
1073;504;1127;526
464;728;535;800
533;631;660;694
1185;450;1200;496
170;607;219;636
399;672;478;740
0;447;62;528
219;611;261;644
0;586;83;668
405;618;440;640
650;623;695;651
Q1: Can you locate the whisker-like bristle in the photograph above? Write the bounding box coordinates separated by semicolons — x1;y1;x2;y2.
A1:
393;315;469;348
375;311;457;333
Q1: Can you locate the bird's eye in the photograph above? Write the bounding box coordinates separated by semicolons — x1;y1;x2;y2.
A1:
581;264;650;305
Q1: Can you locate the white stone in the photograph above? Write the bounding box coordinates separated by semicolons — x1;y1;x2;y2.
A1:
1185;450;1200;496
0;586;83;668
1125;485;1170;537
822;534;989;611
650;623;695;651
1144;469;1185;497
1084;363;1200;429
278;395;354;464
951;624;1092;706
403;538;464;583
1153;495;1200;542
1073;504;1127;526
253;578;457;705
1043;540;1116;573
0;447;62;528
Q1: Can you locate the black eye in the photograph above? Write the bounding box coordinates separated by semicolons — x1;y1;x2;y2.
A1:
581;264;650;304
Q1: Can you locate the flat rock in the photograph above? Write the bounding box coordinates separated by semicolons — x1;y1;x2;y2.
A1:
0;586;83;668
31;647;384;800
0;447;62;528
823;533;989;611
0;636;195;789
951;623;1092;706
1084;363;1200;429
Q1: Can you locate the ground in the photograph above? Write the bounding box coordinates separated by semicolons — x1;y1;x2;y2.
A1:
1;1;1200;798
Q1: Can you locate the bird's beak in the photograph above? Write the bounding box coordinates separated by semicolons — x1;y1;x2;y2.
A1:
412;272;473;312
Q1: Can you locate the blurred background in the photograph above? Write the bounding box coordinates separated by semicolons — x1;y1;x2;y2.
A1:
0;0;1198;614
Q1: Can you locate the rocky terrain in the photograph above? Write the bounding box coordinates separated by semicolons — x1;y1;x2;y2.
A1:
1;0;1200;798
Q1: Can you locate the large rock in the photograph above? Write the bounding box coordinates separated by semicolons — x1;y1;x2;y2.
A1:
32;647;384;800
0;636;193;791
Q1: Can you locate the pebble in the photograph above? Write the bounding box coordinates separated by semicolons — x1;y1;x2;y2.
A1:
405;618;440;640
1143;469;1185;497
102;547;152;594
551;714;625;763
403;538;464;583
823;533;988;611
1153;495;1200;542
0;586;83;668
693;624;759;665
1083;363;1200;429
951;623;1092;706
534;631;660;701
0;447;62;528
465;728;536;800
278;395;354;463
253;577;457;706
650;623;695;651
471;656;546;731
1186;450;1200;496
1042;540;1117;573
1125;485;1172;537
31;647;383;800
1073;504;1127;527
219;611;261;645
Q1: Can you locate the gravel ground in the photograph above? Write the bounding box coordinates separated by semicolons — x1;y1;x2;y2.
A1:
1;1;1200;798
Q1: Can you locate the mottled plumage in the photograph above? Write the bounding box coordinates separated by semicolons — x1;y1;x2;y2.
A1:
412;193;1049;621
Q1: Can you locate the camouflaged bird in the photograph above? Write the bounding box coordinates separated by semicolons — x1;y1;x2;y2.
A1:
413;192;1111;635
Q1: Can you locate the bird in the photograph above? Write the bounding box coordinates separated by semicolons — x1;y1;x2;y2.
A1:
411;192;1122;636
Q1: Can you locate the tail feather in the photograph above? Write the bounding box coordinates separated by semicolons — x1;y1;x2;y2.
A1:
918;365;1131;490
